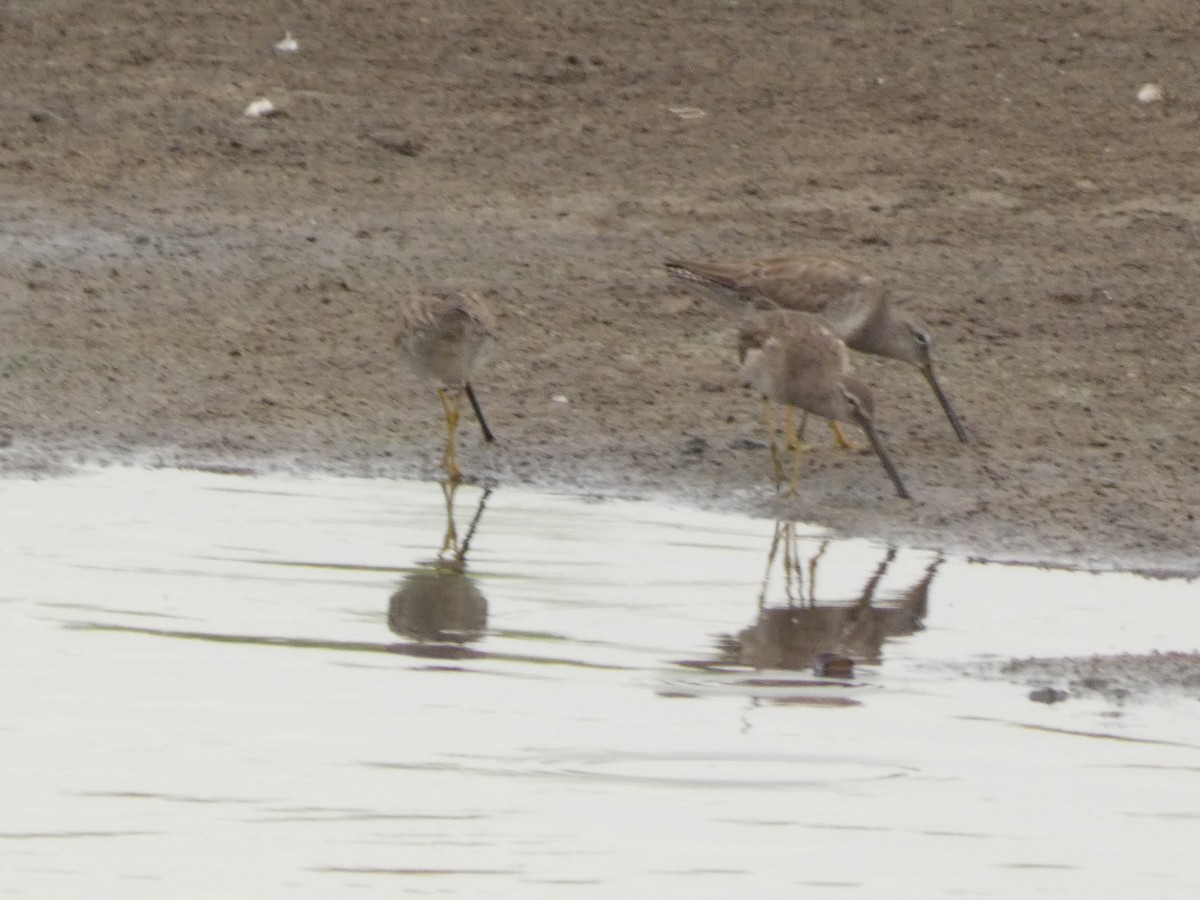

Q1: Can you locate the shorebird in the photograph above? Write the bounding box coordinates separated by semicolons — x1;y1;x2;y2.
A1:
664;252;969;444
396;287;497;482
738;309;911;499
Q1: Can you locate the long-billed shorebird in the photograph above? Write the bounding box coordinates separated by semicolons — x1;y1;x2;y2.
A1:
665;252;969;444
738;309;911;499
396;287;497;482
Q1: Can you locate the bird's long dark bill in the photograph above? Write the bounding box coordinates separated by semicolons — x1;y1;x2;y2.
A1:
464;383;495;444
857;416;912;500
923;365;969;444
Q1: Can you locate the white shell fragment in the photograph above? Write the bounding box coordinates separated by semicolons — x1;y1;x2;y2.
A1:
1136;83;1164;104
667;106;706;120
243;98;279;118
551;395;569;404
274;31;299;53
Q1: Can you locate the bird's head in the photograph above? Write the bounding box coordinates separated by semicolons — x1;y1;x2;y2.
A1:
889;320;934;373
840;376;877;427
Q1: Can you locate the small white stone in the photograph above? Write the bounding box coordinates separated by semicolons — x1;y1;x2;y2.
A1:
243;98;278;118
1136;83;1164;104
274;31;299;53
551;395;569;404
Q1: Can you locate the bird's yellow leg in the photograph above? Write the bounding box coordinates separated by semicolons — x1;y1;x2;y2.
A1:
788;438;804;496
795;411;814;450
438;388;464;483
828;420;865;452
763;397;785;489
785;406;804;496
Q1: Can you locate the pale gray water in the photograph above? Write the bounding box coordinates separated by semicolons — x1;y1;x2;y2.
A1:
2;469;1198;897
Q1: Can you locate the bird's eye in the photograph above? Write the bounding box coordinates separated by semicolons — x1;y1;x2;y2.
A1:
913;328;931;348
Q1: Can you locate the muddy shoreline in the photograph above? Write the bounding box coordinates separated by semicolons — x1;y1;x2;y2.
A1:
2;2;1198;577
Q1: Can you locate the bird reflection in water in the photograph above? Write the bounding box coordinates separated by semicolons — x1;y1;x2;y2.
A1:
388;481;492;655
714;522;941;678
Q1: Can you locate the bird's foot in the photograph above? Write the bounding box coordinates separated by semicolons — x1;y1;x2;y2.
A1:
829;421;866;453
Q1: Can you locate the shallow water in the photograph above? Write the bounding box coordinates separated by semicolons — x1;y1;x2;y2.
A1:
2;469;1199;897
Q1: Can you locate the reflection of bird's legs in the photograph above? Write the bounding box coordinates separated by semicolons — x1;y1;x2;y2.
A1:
807;539;830;605
781;521;803;604
456;486;493;563
759;519;787;608
438;479;460;558
857;547;897;609
437;387;465;482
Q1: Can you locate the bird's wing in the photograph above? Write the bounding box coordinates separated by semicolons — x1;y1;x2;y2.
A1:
777;317;852;385
456;289;499;337
811;272;887;344
396;293;444;343
666;254;883;327
397;289;497;344
664;257;751;291
747;313;852;410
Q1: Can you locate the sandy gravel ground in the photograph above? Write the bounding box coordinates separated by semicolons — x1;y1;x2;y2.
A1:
2;2;1199;580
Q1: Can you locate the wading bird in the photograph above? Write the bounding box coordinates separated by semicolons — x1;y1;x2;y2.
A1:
665;252;969;445
738;309;911;499
396;287;497;482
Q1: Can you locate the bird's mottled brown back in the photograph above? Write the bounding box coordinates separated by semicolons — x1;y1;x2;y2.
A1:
737;310;852;414
397;288;497;387
738;309;849;368
397;288;497;343
666;253;887;344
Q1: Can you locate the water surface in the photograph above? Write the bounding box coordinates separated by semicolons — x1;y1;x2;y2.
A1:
2;469;1198;897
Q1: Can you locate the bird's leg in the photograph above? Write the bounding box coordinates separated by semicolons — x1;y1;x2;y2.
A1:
438;387;464;483
785;406;804;496
828;421;865;452
763;397;785;489
799;412;859;452
788;411;818;453
788;443;804;496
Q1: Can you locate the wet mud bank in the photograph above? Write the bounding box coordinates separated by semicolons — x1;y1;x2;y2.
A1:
2;1;1198;578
